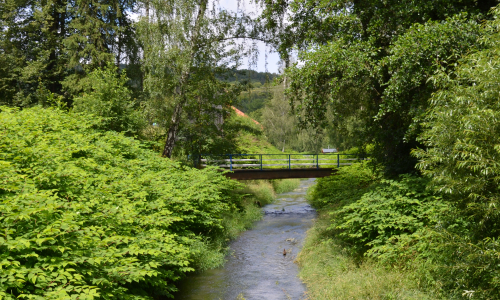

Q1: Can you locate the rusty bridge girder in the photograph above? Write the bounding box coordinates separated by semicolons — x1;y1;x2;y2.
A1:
223;168;338;180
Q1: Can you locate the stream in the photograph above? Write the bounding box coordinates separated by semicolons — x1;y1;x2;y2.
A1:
175;178;317;300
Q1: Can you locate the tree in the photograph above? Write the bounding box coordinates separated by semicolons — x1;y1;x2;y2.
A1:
261;88;295;152
137;0;260;158
258;0;493;175
413;7;500;237
260;87;327;153
0;0;139;106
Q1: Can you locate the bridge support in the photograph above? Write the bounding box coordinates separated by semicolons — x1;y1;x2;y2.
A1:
224;168;337;180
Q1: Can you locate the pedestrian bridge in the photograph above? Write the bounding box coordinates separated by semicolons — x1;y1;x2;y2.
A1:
197;154;368;180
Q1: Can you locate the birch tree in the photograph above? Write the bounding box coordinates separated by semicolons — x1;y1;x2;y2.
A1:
138;0;259;158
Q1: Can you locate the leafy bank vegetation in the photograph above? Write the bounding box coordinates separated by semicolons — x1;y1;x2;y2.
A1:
0;106;295;299
0;106;239;299
0;105;300;299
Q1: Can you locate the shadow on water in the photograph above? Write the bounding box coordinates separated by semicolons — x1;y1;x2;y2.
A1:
174;178;317;300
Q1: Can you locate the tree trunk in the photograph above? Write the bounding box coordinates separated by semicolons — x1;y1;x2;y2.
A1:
161;0;208;158
162;102;183;157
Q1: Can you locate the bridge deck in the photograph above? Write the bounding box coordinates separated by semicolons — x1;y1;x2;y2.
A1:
193;153;368;180
224;168;337;180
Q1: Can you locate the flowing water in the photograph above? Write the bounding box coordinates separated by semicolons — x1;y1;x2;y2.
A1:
175;178;317;300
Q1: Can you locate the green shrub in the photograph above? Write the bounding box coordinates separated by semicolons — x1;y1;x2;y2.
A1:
297;212;437;300
272;179;300;194
373;215;500;299
309;162;378;208
0;106;240;299
73;63;144;135
331;175;447;255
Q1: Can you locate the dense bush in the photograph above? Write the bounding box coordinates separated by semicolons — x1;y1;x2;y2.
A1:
308;162;377;208
311;163;500;298
405;8;500;298
73;64;144;136
331;175;447;255
373;227;500;299
0;106;240;299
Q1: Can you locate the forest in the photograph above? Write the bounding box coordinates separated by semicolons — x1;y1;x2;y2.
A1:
2;0;500;299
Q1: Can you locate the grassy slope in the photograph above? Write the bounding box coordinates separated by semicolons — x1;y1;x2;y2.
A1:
230;109;296;154
231;111;300;202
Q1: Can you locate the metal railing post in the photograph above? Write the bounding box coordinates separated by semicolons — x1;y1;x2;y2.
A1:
230;154;233;171
260;154;262;170
337;154;340;168
289;154;291;169
316;154;319;169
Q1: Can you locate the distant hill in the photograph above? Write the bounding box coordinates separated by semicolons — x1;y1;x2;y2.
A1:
219;69;279;85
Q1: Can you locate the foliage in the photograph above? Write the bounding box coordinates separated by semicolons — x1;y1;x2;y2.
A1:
261;88;296;152
236;86;273;116
255;86;330;153
272;179;300;194
297;211;436;300
312;163;446;256
0;0;139;105
137;0;260;157
308;162;499;298
372;224;500;299
228;111;292;155
228;70;278;115
331;175;446;255
73;64;144;135
309;162;377;208
0;106;242;299
221;69;278;86
169;79;244;160
397;9;500;298
414;6;500;239
259;0;490;175
240;181;276;206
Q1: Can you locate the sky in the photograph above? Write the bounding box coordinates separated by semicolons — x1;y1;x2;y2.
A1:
131;0;282;74
218;0;281;74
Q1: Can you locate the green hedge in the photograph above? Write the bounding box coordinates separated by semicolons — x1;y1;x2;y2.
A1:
0;106;240;299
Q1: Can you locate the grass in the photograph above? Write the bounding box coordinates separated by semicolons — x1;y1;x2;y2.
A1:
241;180;276;205
297;211;437;300
272;178;301;194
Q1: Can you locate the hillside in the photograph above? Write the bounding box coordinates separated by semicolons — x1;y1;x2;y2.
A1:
229;107;295;154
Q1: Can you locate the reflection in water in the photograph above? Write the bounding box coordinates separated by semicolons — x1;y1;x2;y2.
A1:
175;179;316;300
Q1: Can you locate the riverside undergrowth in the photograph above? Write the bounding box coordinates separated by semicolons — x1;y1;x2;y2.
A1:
298;162;442;299
0;106;244;299
0;106;302;299
300;161;500;299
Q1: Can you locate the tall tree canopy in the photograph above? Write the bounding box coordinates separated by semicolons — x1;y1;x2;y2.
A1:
259;0;497;175
0;0;139;106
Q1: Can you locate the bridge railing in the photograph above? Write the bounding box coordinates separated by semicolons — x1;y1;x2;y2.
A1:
196;154;368;171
